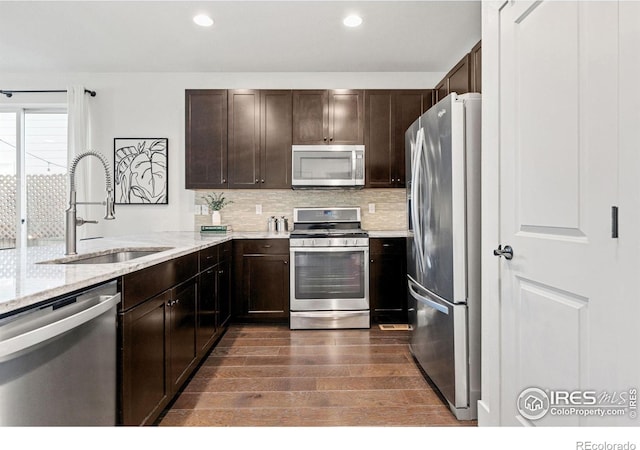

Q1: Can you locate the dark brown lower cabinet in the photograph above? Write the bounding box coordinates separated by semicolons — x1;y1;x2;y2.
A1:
369;238;408;324
120;290;170;426
169;278;198;391
233;239;289;322
197;241;232;355
118;252;200;426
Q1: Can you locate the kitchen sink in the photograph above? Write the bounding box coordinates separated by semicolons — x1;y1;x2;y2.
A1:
38;247;174;265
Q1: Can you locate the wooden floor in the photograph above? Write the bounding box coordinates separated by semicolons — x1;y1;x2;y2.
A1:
158;324;476;427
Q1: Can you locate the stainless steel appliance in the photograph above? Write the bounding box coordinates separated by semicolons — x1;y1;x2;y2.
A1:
291;145;365;188
0;280;121;425
406;92;481;420
290;207;369;329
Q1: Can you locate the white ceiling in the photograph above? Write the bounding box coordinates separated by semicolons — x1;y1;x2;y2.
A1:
0;1;481;73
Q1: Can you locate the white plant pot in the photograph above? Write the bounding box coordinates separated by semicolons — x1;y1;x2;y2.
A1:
211;211;221;225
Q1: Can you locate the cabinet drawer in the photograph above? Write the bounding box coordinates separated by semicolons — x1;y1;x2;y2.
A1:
122;252;198;311
199;245;219;270
370;238;406;255
219;240;232;261
238;239;289;255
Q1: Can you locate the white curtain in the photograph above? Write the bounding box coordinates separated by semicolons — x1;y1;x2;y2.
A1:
66;86;94;239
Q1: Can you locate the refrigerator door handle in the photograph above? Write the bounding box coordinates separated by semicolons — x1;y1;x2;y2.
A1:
408;279;449;315
411;127;426;272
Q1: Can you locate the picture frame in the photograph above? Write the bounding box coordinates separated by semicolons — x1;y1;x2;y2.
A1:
114;138;168;205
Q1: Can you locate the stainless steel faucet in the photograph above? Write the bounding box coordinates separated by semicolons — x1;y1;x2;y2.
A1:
65;151;115;255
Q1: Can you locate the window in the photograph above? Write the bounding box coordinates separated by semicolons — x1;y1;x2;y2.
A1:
0;109;68;249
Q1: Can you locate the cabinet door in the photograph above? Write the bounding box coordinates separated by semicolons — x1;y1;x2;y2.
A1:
217;258;232;328
328;89;364;144
470;40;482;93
244;254;289;320
435;79;448;103
365;90;431;188
169;277;198;391
393;90;432;187
369;238;408;324
228;89;260;189
233;241;290;322
447;54;472;95
185;90;228;188
119;290;170;426
197;266;217;354
260;90;292;188
292;90;328;144
365;90;395;188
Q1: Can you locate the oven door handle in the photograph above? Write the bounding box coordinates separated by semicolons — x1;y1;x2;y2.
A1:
290;246;369;252
291;311;368;318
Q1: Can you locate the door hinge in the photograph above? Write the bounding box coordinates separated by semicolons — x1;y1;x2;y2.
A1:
611;206;619;239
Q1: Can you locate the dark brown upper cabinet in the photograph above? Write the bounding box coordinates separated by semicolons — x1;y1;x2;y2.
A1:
227;90;292;189
433;40;482;103
470;40;482;93
448;54;472;96
365;90;432;188
292;89;364;145
228;90;260;188
260;90;292;189
185;90;228;189
434;79;449;103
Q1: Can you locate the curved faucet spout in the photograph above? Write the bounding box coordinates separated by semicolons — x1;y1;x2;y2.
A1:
65;151;116;255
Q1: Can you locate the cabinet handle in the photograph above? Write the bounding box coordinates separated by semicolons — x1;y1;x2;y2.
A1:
284;260;288;265
167;300;174;307
263;244;272;248
370;259;374;263
174;298;180;305
329;137;333;142
222;178;227;183
218;270;224;274
382;243;392;247
255;178;259;183
261;179;265;183
206;269;214;275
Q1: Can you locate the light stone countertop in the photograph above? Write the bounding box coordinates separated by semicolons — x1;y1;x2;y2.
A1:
0;231;285;317
367;230;409;238
1;229;407;316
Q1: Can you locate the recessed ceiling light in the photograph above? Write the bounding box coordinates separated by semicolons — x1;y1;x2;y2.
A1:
193;14;214;27
343;14;363;28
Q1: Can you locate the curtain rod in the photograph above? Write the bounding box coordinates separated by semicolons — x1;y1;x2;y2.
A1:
0;89;96;98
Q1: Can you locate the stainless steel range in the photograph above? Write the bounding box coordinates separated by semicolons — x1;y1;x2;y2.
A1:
289;207;369;330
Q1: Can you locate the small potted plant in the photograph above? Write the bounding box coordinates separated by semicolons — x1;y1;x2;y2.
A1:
202;192;233;225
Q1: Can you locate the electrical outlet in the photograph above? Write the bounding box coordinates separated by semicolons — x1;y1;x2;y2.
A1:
202;205;209;215
256;204;262;215
368;203;376;213
195;205;202;215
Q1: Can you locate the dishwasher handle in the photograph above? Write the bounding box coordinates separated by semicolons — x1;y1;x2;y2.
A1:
0;292;121;360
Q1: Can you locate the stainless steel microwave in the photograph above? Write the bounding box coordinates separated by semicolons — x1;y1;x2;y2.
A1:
291;145;365;188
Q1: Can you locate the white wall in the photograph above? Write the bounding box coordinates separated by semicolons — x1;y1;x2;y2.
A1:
0;71;443;237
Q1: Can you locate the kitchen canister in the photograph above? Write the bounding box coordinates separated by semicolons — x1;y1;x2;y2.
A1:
276;216;288;233
267;216;276;232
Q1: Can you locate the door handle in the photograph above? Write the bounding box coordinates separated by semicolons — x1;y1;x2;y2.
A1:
493;245;514;260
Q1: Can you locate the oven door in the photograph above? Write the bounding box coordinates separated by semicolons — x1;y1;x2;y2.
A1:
290;246;369;311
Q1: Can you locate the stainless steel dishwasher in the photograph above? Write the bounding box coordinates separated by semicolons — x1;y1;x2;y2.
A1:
0;280;121;426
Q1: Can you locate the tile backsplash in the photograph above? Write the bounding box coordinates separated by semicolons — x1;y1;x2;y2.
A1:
195;189;407;232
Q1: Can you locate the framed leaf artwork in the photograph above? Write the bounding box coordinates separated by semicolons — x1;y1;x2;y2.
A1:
114;138;168;205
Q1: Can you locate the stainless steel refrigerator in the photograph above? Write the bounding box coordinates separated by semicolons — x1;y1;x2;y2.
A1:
405;92;481;421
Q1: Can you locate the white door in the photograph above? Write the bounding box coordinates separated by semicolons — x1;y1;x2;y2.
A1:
497;1;636;426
